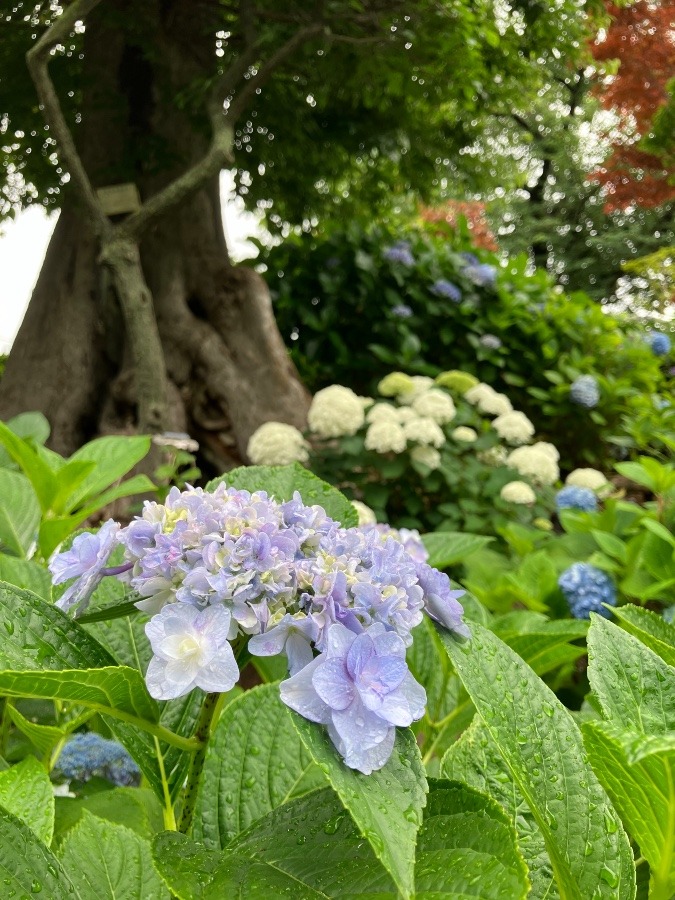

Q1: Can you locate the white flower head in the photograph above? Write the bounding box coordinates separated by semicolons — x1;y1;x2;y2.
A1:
145;604;239;700
534;442;560;462
411;389;456;424
397;376;436;405
566;468;612;497
465;383;513;416
366;403;400;425
247;422;309;466
500;481;537;505
396;407;417;424
402;416;446;448
308;385;365;438
364;420;407;454
507;446;559;485
351;500;377;526
451;426;478;443
410;445;441;470
492;411;535;445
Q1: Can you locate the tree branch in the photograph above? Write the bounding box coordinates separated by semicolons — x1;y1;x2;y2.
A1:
26;0;108;236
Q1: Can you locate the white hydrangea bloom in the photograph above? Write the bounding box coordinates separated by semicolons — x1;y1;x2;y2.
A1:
366;403;400;424
364;420;407;454
378;372;414;397
397;407;417;423
308;385;365;437
566;468;612;496
479;445;509;466
492;411;535;445
452;426;478;443
410;445;442;469
359;396;375;409
507;446;559;485
500;481;537;505
247;422;309;466
351;500;377;526
535;442;560;462
402;416;446;448
412;389;456;424
464;383;513;416
398;376;436;405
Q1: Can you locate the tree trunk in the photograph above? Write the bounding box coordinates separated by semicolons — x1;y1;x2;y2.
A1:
0;1;309;468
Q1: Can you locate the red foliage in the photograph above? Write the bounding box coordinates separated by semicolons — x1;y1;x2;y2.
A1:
420;200;499;251
590;1;675;211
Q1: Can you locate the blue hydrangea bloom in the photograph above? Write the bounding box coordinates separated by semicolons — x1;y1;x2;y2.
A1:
391;304;413;318
50;520;120;614
570;375;600;408
555;486;598;513
57;733;140;786
431;280;462;302
649;332;671;356
280;622;426;774
462;261;497;287
383;241;415;267
558;563;616;619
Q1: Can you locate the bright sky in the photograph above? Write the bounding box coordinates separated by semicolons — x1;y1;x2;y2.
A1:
0;172;263;354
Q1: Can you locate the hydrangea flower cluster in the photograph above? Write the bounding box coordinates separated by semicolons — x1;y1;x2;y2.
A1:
383;241;415;267
434;370;478;394
430;280;462;302
492;411;535;445
56;733;140;786
570;375;600;408
506;442;560;486
648;331;671;357
558;563;616;619
50;485;468;774
566;468;611;497
461;256;497;288
500;481;536;505
464;383;513;417
247;422;309;466
479;334;502;350
307;385;365;438
555;485;598;513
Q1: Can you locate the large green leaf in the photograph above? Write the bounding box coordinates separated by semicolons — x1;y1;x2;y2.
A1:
611;605;675;669
86;615;153;673
192;684;325;849
291;714;426;899
0;756;54;843
7;703;92;757
0;469;39;557
58;810;170;900
0;806;78;898
587;615;675;733
54;787;164;847
207;462;358;527
584;722;675;900
438;622;635;900
421;531;493;570
0;555;50;598
0;421;57;511
153;788;396;898
64;436;152;511
442;718;557;900
415;779;529;899
0;412;50;469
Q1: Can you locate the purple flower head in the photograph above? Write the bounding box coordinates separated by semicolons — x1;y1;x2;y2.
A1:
460;252;480;266
145;603;239;699
430;280;462;302
50;520;120;614
391;304;413;318
463;261;497;287
416;562;470;638
383;241;415;267
56;733;140;787
570;375;600;409
248;612;318;676
280;622;426;774
365;524;428;565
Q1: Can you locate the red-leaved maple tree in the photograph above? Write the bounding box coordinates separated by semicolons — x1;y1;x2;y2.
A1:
591;0;675;211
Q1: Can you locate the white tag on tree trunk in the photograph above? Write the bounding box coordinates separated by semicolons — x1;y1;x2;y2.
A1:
97;183;142;216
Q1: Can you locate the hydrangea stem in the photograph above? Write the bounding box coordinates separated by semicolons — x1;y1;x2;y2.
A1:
178;691;221;834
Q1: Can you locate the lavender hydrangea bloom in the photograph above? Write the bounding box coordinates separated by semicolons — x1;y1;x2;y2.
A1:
391;304;413;318
558;563;616;619
463;261;497;287
383;241;415;267
430;280;462;302
479;334;502;349
145;603;239;699
50;520;120;614
280;623;426;774
57;733;140;786
248;613;318;675
416;563;470;638
570;375;600;408
366;523;428;565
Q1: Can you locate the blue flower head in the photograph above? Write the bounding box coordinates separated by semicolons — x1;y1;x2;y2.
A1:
391;304;413;318
649;332;671;357
383;241;415;267
430;280;462;302
570;375;600;408
558;563;616;619
556;486;598;513
462;260;497;287
57;733;140;786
